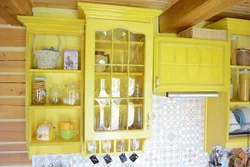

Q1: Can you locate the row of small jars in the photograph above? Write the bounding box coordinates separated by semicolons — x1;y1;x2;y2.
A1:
32;77;80;105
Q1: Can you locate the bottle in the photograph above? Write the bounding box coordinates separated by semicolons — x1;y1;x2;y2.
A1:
239;69;250;101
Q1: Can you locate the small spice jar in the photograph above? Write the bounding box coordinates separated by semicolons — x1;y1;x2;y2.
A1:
239;69;250;101
63;83;80;105
32;77;46;105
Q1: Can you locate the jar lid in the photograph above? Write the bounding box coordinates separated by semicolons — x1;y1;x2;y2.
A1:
239;69;250;72
236;49;249;53
33;77;46;81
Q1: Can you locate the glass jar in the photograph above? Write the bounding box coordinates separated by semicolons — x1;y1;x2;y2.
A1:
49;85;62;104
239;69;250;101
32;77;46;105
236;49;250;66
63;83;80;105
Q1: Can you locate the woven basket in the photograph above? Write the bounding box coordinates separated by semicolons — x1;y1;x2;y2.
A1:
33;36;61;69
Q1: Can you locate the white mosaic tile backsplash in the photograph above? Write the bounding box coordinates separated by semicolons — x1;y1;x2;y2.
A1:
32;95;210;167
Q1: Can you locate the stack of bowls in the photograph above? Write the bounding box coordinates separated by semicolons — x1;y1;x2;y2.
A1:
233;106;250;130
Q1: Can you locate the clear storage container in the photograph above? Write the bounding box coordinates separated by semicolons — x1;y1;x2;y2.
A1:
236;49;250;66
32;77;46;105
63;83;80;105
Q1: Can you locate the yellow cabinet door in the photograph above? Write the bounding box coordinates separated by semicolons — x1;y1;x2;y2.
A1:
84;18;154;155
154;36;229;92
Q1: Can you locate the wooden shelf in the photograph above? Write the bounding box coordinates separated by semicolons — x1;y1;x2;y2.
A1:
30;135;81;146
95;40;144;45
29;69;82;73
230;65;250;70
29;105;81;109
95;72;144;76
230;100;250;105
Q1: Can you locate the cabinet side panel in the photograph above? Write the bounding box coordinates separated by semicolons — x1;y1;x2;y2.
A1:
205;92;228;152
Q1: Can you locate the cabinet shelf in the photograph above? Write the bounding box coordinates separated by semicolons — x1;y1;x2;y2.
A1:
95;72;144;76
29;105;81;109
30;135;81;146
96;40;144;45
29;69;82;74
230;100;250;105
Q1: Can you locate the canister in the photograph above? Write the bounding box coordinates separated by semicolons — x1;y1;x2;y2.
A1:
32;77;46;105
236;49;250;66
63;83;80;105
239;69;250;101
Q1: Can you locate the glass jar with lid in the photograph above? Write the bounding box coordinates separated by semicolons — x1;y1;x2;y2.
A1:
32;77;46;105
49;85;62;104
63;83;80;105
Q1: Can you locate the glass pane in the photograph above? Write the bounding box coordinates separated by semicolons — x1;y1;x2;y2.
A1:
128;99;144;130
95;30;112;72
111;99;128;130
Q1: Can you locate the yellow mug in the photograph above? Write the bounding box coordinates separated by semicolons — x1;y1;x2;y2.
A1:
60;121;75;130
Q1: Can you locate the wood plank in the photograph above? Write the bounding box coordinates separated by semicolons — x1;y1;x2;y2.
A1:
0;28;26;40
0;61;25;72
0;122;25;132
0;131;25;142
0;74;25;83
0;106;25;119
0;52;25;61
0;39;26;47
0;0;32;26
0;83;25;96
0;143;27;151
0;7;20;26
0;98;25;105
159;0;244;33
0;153;31;165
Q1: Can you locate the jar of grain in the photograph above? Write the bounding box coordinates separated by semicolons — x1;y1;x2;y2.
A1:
239;69;250;101
32;77;46;105
236;49;250;66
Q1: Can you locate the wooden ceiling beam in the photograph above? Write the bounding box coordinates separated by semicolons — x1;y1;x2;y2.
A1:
0;0;32;26
159;0;244;33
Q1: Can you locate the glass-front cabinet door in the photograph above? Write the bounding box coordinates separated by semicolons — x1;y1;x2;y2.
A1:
84;19;154;155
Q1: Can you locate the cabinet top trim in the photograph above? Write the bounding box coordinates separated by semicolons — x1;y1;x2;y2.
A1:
78;2;162;23
18;16;85;34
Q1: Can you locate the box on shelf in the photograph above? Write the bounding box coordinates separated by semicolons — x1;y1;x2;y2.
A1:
178;27;227;41
64;50;79;70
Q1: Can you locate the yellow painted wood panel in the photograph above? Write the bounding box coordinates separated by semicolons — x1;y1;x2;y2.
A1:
0;144;27;151
154;36;228;92
0;106;25;119
0;61;25;72
0;74;25;82
0;52;26;61
0;153;31;165
0;83;25;96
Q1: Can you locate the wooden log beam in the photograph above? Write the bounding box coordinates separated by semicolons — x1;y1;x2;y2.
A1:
159;0;244;33
0;0;32;26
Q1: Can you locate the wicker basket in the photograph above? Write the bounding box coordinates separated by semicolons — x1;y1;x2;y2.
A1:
33;36;61;69
178;27;227;41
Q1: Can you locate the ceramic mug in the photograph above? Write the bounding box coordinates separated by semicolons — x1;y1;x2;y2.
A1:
60;121;75;130
60;129;78;140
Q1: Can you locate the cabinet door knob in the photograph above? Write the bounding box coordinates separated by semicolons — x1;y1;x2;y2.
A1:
155;75;159;90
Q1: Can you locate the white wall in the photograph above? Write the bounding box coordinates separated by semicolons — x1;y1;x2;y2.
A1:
32;95;210;167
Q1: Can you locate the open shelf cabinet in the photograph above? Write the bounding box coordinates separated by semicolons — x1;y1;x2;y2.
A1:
18;16;85;158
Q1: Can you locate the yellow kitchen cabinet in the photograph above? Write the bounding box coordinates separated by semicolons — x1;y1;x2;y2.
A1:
18;16;84;158
207;18;250;149
78;2;161;155
153;36;229;92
